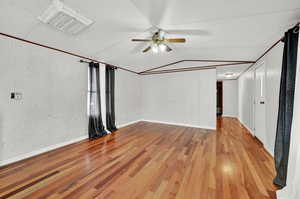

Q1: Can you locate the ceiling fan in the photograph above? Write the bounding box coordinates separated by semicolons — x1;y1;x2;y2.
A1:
131;29;186;53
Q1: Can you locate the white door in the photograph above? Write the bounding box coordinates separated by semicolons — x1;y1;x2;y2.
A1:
254;63;266;142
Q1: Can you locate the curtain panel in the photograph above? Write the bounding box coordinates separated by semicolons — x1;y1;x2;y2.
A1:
105;65;118;132
88;62;107;139
274;25;299;188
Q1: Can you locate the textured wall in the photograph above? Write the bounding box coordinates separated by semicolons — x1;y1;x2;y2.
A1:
0;37;88;162
222;80;238;117
115;69;142;126
141;69;216;129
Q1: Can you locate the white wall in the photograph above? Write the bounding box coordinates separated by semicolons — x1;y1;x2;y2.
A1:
0;38;217;165
222;80;238;117
0;37;88;164
141;69;216;129
265;44;284;155
115;69;142;126
238;68;255;133
238;43;284;155
277;32;300;199
0;38;143;165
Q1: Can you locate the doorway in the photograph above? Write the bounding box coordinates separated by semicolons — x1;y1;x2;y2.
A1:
217;81;223;116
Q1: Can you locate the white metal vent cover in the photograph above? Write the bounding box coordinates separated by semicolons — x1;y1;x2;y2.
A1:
38;0;93;35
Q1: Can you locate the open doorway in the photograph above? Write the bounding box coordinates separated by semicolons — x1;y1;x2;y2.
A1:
217;81;223;116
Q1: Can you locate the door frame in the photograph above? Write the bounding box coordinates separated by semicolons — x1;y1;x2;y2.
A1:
253;61;266;139
216;81;223;116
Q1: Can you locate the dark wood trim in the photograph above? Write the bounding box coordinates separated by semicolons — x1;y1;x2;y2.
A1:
0;32;139;75
217;81;223;116
238;37;284;77
4;23;298;77
138;59;255;74
238;22;299;78
0;32;256;76
140;62;251;75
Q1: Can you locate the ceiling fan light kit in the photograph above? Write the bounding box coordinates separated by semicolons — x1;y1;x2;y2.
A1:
152;43;159;53
225;72;235;78
159;44;167;52
131;29;186;53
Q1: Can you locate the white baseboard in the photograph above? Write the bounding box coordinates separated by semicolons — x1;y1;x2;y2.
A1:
118;119;216;130
265;145;274;157
238;118;274;157
141;119;216;130
117;120;142;128
222;115;238;118
0;135;88;167
238;118;254;135
276;188;293;199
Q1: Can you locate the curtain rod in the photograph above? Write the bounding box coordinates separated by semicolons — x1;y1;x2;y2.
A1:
79;60;90;64
79;59;118;69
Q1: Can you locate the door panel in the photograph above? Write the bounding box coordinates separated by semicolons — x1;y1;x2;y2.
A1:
254;63;266;143
249;69;255;133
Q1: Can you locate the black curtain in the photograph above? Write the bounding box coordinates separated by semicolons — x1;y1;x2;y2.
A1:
105;65;118;132
88;62;107;139
273;25;299;188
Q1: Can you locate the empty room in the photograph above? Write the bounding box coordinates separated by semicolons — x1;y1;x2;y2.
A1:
0;0;300;198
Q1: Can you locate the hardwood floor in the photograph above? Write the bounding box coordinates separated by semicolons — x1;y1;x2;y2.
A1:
0;117;277;199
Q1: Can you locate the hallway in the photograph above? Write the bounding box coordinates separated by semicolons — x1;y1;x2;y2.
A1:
0;117;277;199
216;117;277;198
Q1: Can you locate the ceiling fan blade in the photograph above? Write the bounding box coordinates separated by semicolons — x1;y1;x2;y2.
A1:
131;42;149;54
165;29;211;36
143;46;152;53
165;44;172;52
132;39;152;42
166;38;186;43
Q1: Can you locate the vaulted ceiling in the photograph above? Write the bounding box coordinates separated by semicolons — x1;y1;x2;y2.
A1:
1;0;299;78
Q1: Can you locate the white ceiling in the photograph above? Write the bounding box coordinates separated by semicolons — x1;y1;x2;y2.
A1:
0;0;299;77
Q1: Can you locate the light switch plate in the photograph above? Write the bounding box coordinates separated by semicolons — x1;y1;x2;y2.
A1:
11;92;22;100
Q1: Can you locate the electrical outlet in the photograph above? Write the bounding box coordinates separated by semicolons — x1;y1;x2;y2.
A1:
11;92;22;100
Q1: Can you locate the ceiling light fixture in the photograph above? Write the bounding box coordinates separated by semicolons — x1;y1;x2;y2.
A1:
152;44;159;53
159;43;167;52
225;72;234;78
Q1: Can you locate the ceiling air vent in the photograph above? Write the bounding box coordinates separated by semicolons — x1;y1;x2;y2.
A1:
38;0;93;35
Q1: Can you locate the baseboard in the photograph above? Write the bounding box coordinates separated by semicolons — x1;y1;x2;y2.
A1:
222;115;238;118
117;119;216;130
141;119;216;130
276;188;293;199
117;120;142;128
0;135;88;167
253;136;264;146
238;118;274;158
238;118;254;135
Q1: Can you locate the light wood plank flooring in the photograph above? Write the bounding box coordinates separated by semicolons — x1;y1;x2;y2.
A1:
0;117;277;199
